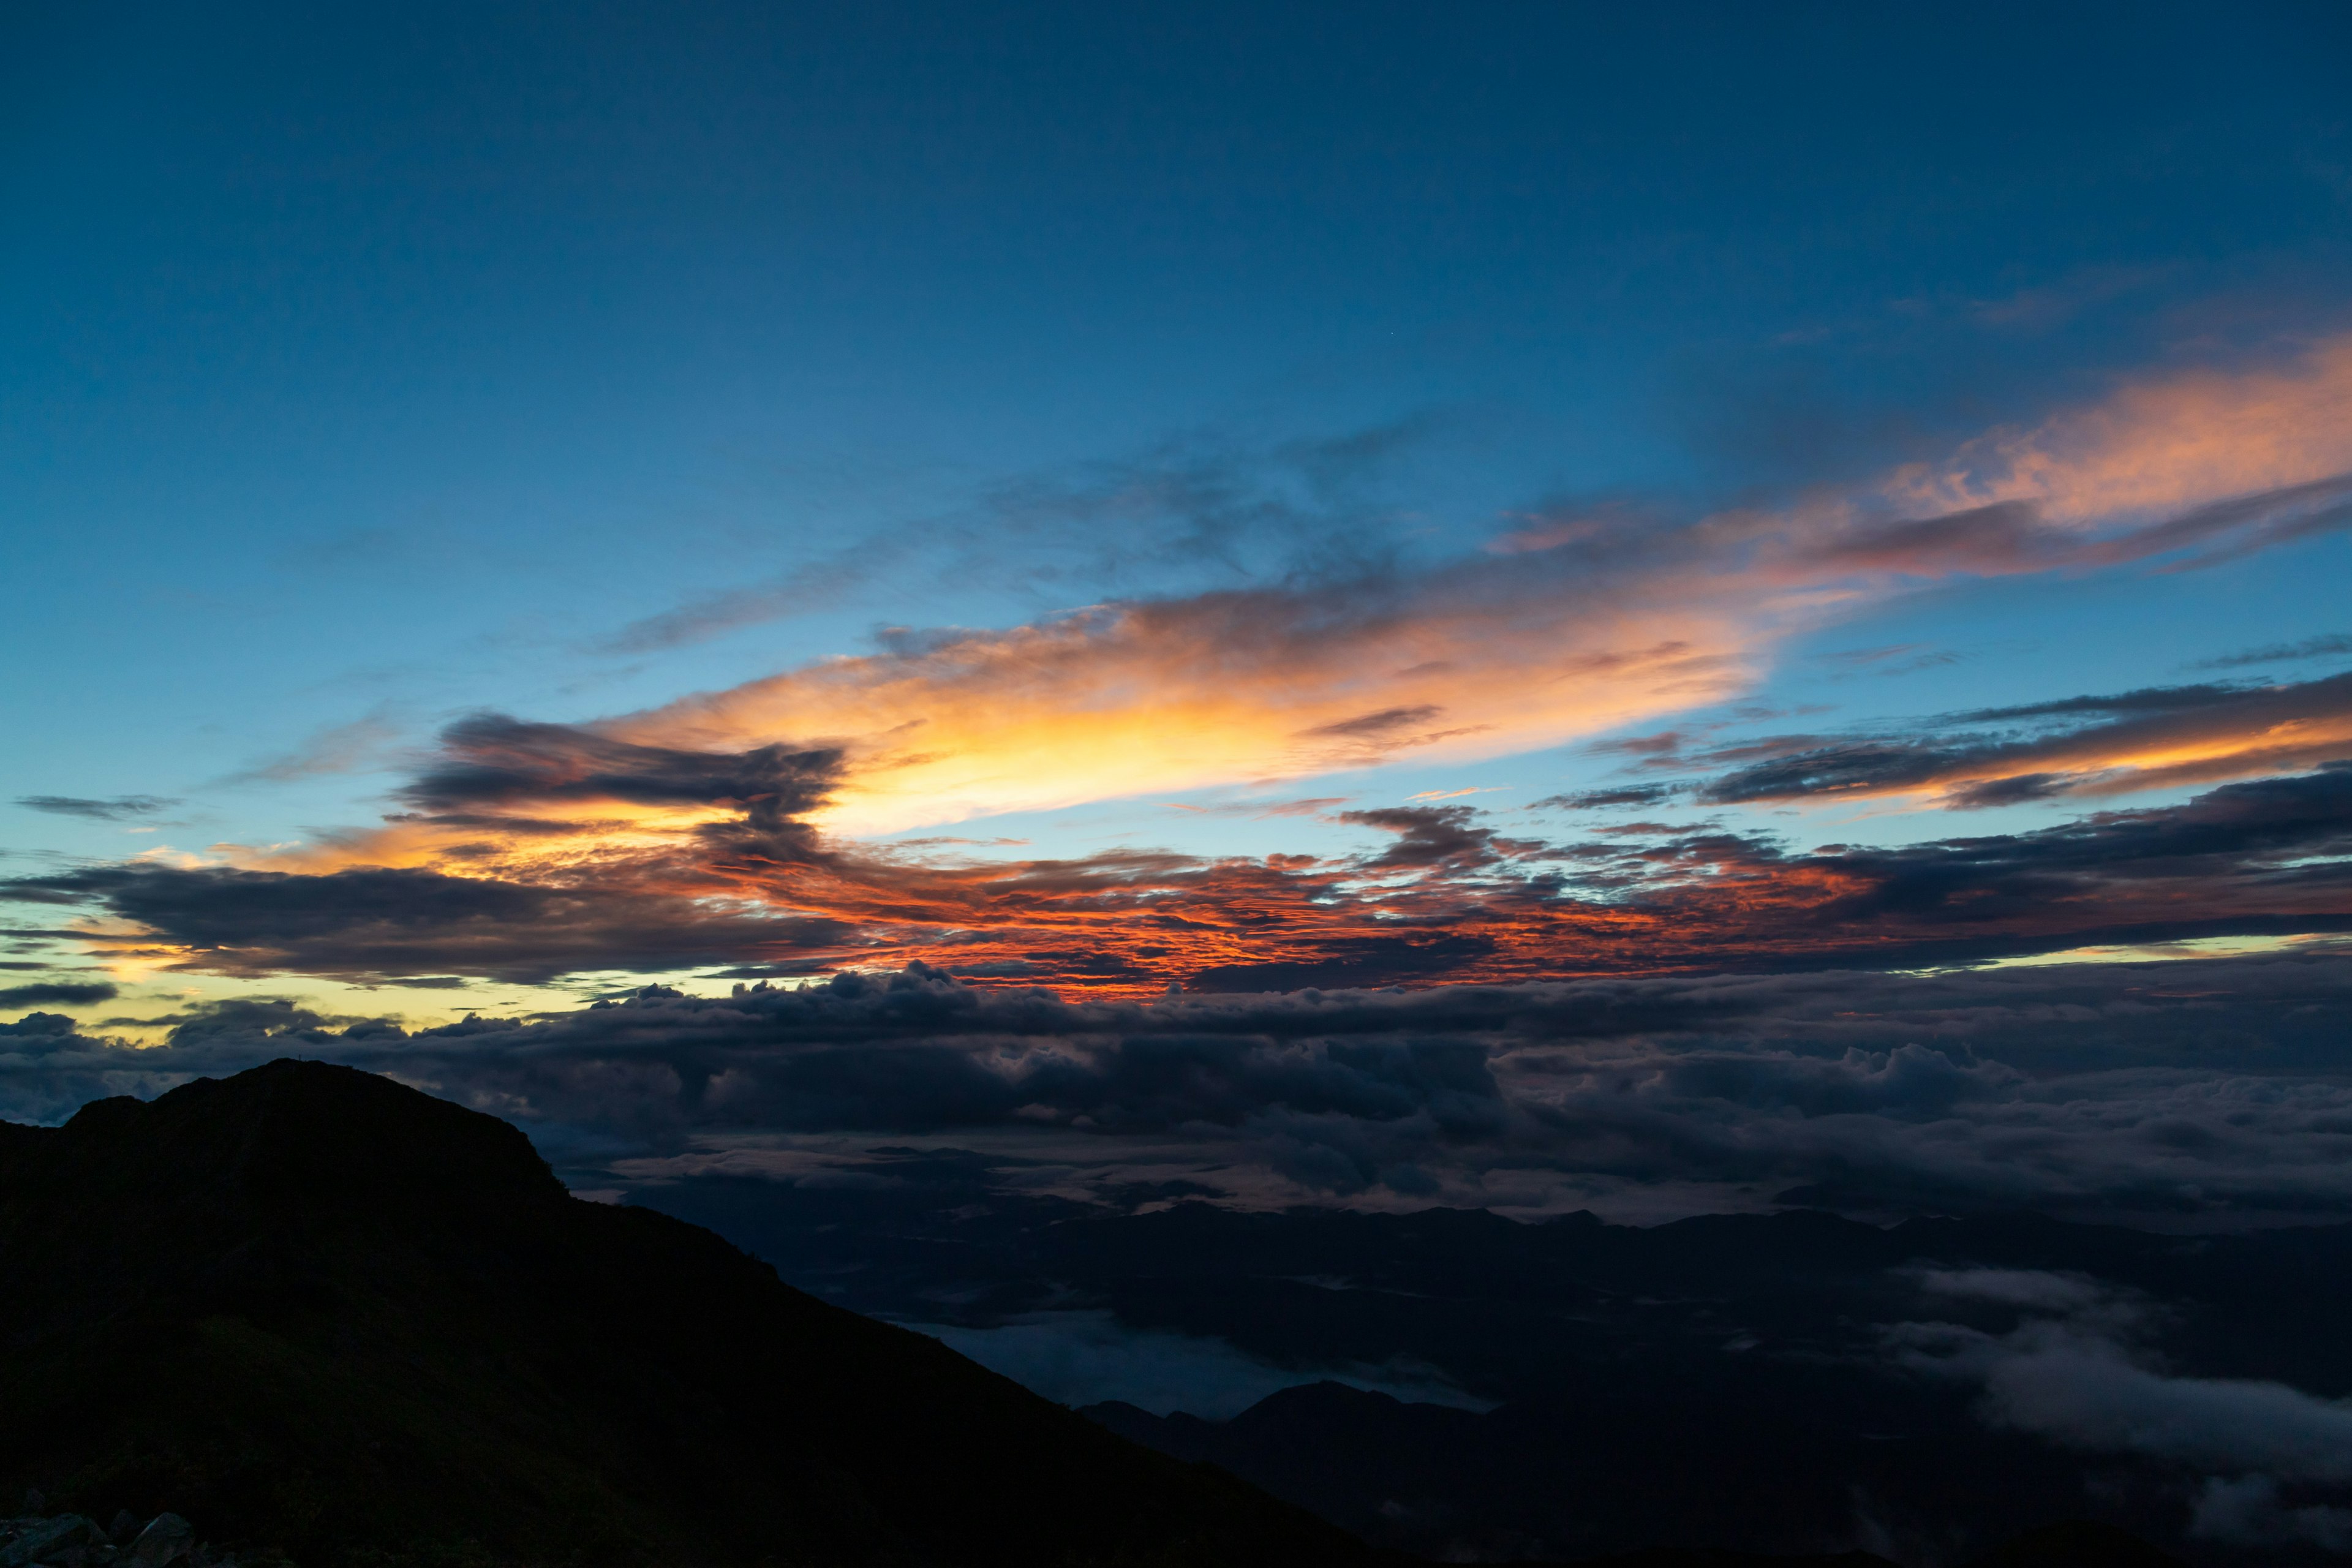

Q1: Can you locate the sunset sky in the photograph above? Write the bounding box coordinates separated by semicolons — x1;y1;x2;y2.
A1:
8;3;2352;1221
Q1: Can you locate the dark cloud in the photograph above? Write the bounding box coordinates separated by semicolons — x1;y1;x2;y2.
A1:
1294;704;1490;764
1939;774;2070;810
13;794;178;820
2193;633;2352;671
404;715;842;859
1698;741;1953;802
1298;706;1444;741
1812;643;1963;677
1698;671;2352;807
0;1011;81;1041
1957;682;2253;722
1527;785;1684;811
2119;471;2352;571
1335;806;1504;870
1189;932;1502;993
0;981;117;1008
1;864;856;984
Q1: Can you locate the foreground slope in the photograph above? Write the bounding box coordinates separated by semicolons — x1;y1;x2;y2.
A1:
0;1060;1370;1567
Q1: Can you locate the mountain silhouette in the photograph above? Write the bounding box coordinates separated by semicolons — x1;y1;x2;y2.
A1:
0;1060;1374;1567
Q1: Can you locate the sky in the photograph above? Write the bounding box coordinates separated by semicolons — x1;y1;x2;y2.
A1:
7;1;2352;1223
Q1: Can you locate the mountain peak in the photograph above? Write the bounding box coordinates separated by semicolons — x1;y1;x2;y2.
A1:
34;1057;563;1212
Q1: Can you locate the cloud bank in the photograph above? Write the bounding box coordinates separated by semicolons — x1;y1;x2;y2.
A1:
10;753;2350;993
10;948;2352;1226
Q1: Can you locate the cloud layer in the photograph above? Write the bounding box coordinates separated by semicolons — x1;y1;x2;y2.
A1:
12;750;2350;992
10;948;2352;1226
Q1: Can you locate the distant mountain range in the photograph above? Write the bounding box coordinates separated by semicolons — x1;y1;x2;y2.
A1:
633;1150;2352;1564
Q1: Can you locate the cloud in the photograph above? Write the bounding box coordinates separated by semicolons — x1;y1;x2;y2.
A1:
1697;672;2352;807
10;759;2352;992
596;417;1448;655
2192;1476;2352;1551
211;712;402;786
1814;643;1962;678
13;795;178;821
1335;805;1515;870
0;981;116;1008
1528;785;1684;812
401;714;843;820
613;587;1760;837
1975;1348;2352;1480
2193;633;2352;670
3;864;858;984
1882;334;2352;527
1891;1268;2352;1537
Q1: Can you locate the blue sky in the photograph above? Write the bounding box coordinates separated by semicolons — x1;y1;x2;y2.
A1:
7;1;2352;1029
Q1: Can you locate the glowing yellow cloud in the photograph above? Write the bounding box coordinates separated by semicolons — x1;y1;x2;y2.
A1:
611;587;1774;835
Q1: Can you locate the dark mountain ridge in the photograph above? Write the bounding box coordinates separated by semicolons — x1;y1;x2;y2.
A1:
0;1060;1373;1567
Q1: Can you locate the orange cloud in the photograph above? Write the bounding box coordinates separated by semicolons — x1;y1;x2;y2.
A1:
610;585;1771;835
1884;334;2352;525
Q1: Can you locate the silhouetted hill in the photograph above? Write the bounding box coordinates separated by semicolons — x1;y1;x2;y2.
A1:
0;1060;1374;1567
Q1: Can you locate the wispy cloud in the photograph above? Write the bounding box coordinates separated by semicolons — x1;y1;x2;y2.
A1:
209;712;403;787
1880;334;2352;526
2192;632;2352;670
596;417;1449;655
13;795;179;821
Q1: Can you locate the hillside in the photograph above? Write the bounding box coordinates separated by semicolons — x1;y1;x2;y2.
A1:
0;1060;1373;1567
